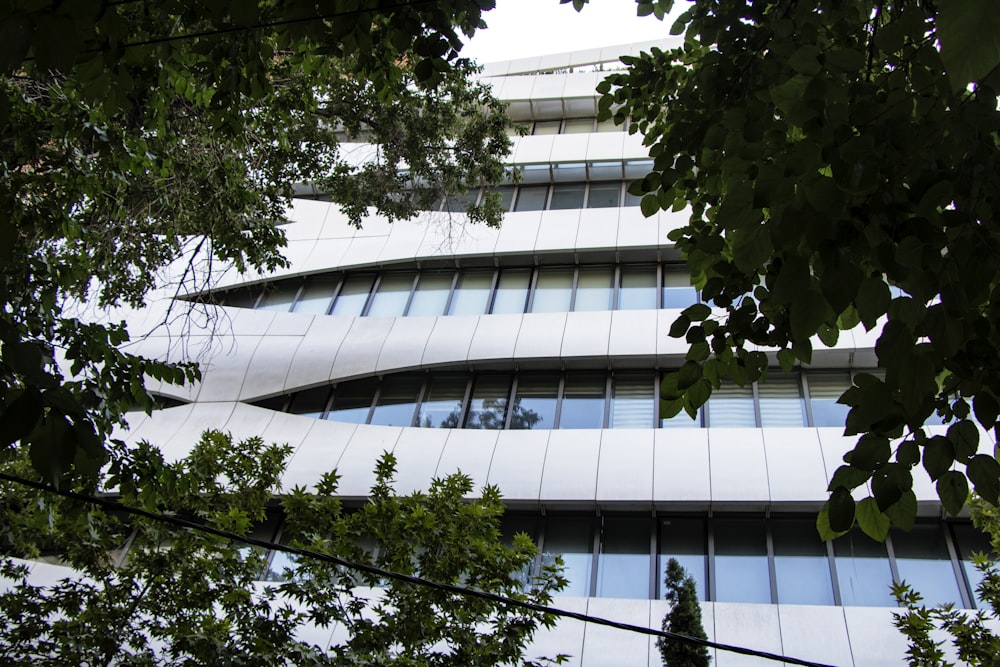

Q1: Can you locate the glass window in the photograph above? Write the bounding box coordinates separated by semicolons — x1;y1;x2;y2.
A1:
464;375;511;429
293;277;339;314
772;519;834;605
596;116;621;133
520;164;551;183
662;270;697;309
448;270;492;316
808;372;853;427
257;285;297;312
706;383;756;427
658;518;707;601
597;517;650;599
549;183;586;210
542;517;594;597
563;117;595;133
552;163;587;182
222;287;260;308
587;182;621;208
500;514;540;589
366;273;414;317
618;266;657;310
485;185;515;211
532;120;561;135
491;269;531;314
443;189;478;213
369;375;424;427
559;374;606;429
330;274;376;316
530;268;573;313
511;374;559;430
624;189;642;207
588;161;622;181
892;524;963;607
327;378;378;424
288;387;330;418
407;272;453;317
574;267;613;312
714;517;772;603
415;375;467;428
610;374;654;428
951;523;995;609
758;374;806;427
833;530;895;606
624;159;654;179
514;185;549;211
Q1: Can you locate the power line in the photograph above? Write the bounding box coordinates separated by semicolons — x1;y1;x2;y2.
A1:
0;471;836;667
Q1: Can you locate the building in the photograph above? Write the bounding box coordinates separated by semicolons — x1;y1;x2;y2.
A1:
71;43;990;665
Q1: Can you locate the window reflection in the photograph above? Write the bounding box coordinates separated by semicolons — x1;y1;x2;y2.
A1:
448;270;492;316
772;519;834;605
808;372;852;427
293;277;338;314
327;378;378;424
892;525;963;607
415;375;467;428
530;268;573;313
597;517;650;598
464;375;511;429
559;374;606;429
542;517;594;597
658;518;707;601
368;375;423;427
366;273;414;317
618;266;657;310
407;272;452;317
715;517;771;603
758;375;806;428
330;274;375;316
833;530;895;607
491;269;531;314
511;374;558;430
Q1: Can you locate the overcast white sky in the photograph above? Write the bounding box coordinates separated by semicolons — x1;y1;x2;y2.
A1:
461;0;685;64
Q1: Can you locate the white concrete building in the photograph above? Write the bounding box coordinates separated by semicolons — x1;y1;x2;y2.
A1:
54;44;990;665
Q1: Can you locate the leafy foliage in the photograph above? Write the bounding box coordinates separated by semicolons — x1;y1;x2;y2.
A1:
658;558;710;667
0;0;513;485
892;497;1000;666
0;431;566;666
600;0;1000;533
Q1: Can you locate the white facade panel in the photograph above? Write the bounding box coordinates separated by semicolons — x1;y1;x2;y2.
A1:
596;429;654;502
708;428;771;503
540;429;601;501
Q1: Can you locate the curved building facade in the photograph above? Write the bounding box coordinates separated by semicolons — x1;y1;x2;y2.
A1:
67;43;989;666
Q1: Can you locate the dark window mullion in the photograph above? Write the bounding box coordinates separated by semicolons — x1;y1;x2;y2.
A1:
524;267;540;313
409;377;429;428
552;374;566;428
801;371;817;427
707;518;717;601
485;268;501;314
826;539;843;606
568;266;580;312
653;372;661;428
457;375;474;428
612;265;622;310
752;381;763;428
656;264;664;310
360;273;381;317
401;272;421;316
765;519;778;604
320;387;335;419
441;270;460;316
885;532;901;586
588;515;601;597
504;375;520;430
648;516;657;600
287;281;307;313
364;383;381;424
943;523;974;609
602;374;612;428
325;275;346;315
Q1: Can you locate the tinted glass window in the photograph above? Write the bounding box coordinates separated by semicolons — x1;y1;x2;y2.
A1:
542;517;594;596
465;375;511;429
549;183;586;210
662;270;697;309
416;375;467;428
587;182;621;208
293;277;339;314
366;273;414;317
327;378;378;423
658;518;707;600
808;372;853;427
288;387;330;418
574;267;613;311
892;524;963;607
530;268;573;313
511;374;559;430
618;266;657;310
833;531;895;606
772;519;834;605
559;374;606;429
369;375;424;427
532;120;561;135
714;517;771;603
491;269;531;314
514;185;549;211
330;274;375;316
257;286;297;312
448;270;492;316
758;374;806;427
951;523;995;609
610;375;653;428
597;517;650;599
707;383;756;427
407;272;453;317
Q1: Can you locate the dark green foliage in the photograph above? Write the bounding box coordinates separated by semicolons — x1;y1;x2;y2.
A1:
0;1;514;485
600;0;1000;535
0;431;566;666
658;558;710;667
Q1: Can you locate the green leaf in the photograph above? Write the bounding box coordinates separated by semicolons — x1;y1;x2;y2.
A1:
967;454;1000;504
884;490;917;531
816;504;848;541
790;290;830;342
682;303;711;321
850;433;891;471
730;225;772;274
817;323;839;347
776;348;795;373
856;497;890;541
974;392;1000;430
0;388;44;447
936;0;1000;89
668;314;690;338
640;193;660;217
947;420;979;462
922;435;955;481
676;361;702;390
828;464;872;492
687;379;711;409
856;277;890;330
936;470;969;515
828;487;856;532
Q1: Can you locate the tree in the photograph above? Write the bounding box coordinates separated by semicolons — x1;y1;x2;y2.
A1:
592;0;1000;537
0;0;512;486
0;430;566;665
892;496;1000;666
658;558;710;667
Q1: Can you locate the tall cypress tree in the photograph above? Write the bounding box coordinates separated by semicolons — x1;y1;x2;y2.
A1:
658;558;711;667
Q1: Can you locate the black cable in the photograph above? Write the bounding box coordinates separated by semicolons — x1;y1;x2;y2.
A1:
0;471;836;667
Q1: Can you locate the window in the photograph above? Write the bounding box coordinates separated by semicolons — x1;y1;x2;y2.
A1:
288;387;330;418
808;372;852;427
530;268;573;313
511;374;559;430
662;270;697;309
559;373;607;429
658;518;707;601
714;517;771;603
706;383;756;427
257;286;297;312
573;266;613;312
587;182;621;208
549;183;586;210
513;185;548;211
532;119;561;135
542;517;594;597
293;277;338;314
618;266;657;310
758;374;806;427
891;524;963;607
772;519;834;605
368;375;423;427
610;374;654;428
366;273;414;317
491;269;531;314
464;375;511;429
597;517;650;599
448;270;492;316
327;378;379;423
407;272;453;317
563;117;595;134
833;530;895;607
415;375;467;428
330;274;376;316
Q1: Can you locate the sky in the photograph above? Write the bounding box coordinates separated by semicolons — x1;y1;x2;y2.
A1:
461;0;684;64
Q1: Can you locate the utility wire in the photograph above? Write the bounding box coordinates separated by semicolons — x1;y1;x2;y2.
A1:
0;471;836;667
